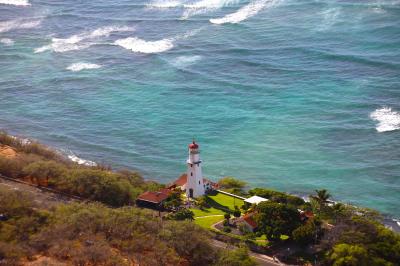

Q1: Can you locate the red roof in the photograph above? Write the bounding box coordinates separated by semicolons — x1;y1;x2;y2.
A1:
137;190;170;204
243;213;257;229
172;174;187;187
189;141;199;149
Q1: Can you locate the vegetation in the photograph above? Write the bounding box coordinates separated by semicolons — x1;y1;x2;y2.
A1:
254;201;302;241
0;131;156;207
0;187;254;266
248;187;305;207
1;132;399;265
169;209;194;221
218;176;247;195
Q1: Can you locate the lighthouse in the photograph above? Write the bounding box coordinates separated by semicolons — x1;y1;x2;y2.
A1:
186;140;205;198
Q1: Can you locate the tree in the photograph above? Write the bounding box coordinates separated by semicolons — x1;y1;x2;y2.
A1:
218;177;246;194
23;160;66;186
224;213;231;225
255;201;301;240
171;209;194;221
233;206;241;218
164;191;183;210
197;196;209;210
215;246;256;266
329;244;368;266
310;189;331;215
292;219;319;246
248;188;305;207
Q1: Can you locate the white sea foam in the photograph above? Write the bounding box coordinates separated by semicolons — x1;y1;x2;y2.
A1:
68;154;97;167
67;62;101;72
34;25;134;53
370;107;400;133
210;0;278;24
114;37;174;54
0;0;30;6
182;0;239;19
147;0;183;8
171;55;202;68
0;18;41;33
0;38;14;46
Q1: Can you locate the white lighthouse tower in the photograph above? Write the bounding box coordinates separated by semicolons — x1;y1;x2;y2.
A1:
186;140;205;198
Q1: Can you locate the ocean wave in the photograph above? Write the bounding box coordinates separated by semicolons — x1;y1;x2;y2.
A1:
67;62;102;72
370;107;400;133
114;37;174;54
0;38;14;46
182;0;239;19
146;0;184;8
0;0;30;6
68;153;97;167
210;0;279;24
0;18;41;33
34;25;134;53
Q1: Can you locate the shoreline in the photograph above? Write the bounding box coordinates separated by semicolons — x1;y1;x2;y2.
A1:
2;130;400;232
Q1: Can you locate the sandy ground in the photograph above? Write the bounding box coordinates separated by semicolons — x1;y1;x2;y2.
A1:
0;144;17;158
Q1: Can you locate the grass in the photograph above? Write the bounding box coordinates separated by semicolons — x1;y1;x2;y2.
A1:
194;215;224;229
190;192;245;229
190;192;245;217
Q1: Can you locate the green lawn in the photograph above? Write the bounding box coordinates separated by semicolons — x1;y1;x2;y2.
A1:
190;192;245;228
194;215;224;228
207;192;244;211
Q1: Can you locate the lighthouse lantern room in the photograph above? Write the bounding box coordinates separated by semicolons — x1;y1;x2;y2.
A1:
186;140;205;198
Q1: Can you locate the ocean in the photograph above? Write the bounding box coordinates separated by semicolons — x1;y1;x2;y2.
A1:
0;0;399;223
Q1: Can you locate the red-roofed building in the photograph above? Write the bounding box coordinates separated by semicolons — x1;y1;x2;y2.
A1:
136;189;172;210
241;212;258;232
169;173;218;193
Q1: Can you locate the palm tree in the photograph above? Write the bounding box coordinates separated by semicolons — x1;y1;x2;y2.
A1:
310;189;331;215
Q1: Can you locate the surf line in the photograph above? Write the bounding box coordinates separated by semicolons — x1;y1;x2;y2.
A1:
210;0;280;24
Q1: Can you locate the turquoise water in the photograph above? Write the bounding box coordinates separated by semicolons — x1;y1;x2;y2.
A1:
0;0;399;219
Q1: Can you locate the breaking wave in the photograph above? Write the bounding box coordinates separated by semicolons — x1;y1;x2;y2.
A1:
0;0;30;6
182;0;239;19
370;107;400;133
114;37;174;54
67;62;102;72
210;0;279;24
146;0;183;8
34;25;134;53
67;153;97;167
0;18;41;33
0;38;14;46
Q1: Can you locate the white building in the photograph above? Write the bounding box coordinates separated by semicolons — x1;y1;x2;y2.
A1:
186;141;205;198
244;195;268;205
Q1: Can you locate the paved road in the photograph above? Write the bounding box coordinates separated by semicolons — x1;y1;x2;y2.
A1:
211;240;283;266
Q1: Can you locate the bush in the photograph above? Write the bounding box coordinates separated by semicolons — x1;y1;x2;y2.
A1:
23;160;67;186
218;177;247;195
223;226;232;233
170;209;194;221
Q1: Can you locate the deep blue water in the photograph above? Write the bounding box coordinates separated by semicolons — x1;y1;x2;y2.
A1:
1;0;400;220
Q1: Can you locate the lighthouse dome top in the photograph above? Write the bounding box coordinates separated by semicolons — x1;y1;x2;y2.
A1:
189;141;199;149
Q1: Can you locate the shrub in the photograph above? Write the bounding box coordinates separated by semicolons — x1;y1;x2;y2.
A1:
223;226;232;233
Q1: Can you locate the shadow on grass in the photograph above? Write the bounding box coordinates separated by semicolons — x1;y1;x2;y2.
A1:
205;196;231;213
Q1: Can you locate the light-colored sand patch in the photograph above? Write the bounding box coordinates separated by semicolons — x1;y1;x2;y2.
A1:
0;145;17;158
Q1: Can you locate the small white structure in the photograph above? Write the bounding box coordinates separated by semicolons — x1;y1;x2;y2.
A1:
244;195;268;205
186;141;205;198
